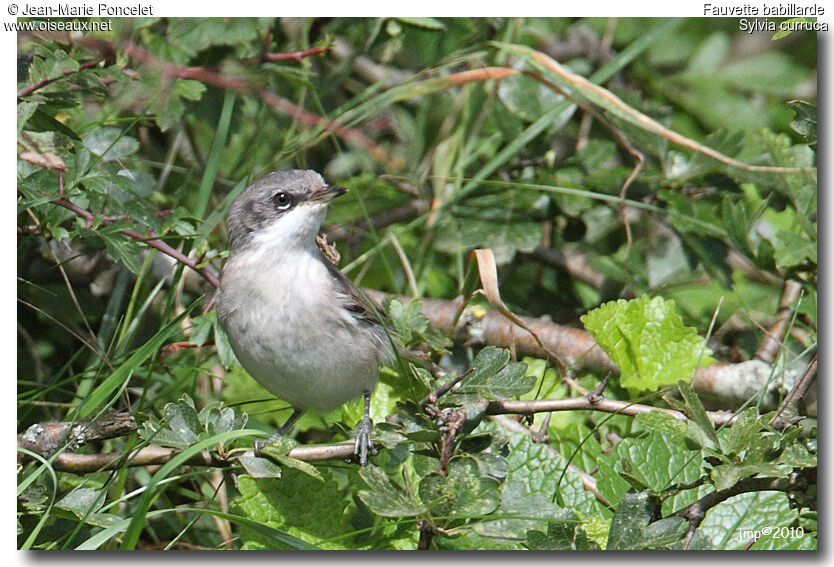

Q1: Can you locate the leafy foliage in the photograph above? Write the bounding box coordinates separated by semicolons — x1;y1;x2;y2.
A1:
17;17;816;551
581;295;715;391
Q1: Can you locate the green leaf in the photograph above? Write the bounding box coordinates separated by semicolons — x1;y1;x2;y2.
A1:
231;469;350;550
83;127;140;162
473;481;561;540
418;456;500;518
237;455;282;479
524;510;597;550
772;229;817;269
580;295;715;391
677;381;720;450
606;491;659;550
698;491;797;550
635;411;694;445
778;443;816;468
710;463;790;492
722;408;763;456
159;396;201;447
596;431;705;514
787;100;817;147
504;429;598;516
358;465;425;517
54;487;104;518
450;347;534;401
26;108;81;140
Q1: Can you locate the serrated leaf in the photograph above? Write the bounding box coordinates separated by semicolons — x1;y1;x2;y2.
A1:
678;381;720;450
161;396;202;447
358;465;424;517
451;347;534;401
772;229;816;269
787;100;816;147
596;431;705;514
710;463;790;492
523;510;597;550
580;295;715;392
640;517;687;548
174;79;206;101
504;429;597;516
390;400;440;442
418;457;500;517
722;408;763;456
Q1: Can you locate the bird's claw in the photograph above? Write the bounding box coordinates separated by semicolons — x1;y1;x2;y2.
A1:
354;416;375;466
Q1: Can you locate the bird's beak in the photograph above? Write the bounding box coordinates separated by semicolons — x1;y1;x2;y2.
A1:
309;185;348;203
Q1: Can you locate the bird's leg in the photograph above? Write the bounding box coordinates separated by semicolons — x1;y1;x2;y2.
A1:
254;407;305;456
354;390;375;466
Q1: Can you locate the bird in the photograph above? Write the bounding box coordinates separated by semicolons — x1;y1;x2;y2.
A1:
216;169;393;466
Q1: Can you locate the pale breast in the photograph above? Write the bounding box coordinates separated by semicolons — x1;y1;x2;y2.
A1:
217;247;385;411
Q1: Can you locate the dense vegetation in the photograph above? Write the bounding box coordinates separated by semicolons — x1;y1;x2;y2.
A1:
17;17;816;550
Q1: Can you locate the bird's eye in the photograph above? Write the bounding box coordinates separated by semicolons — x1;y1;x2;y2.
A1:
272;192;292;210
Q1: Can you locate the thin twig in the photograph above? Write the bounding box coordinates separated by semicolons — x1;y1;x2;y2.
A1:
261;46;330;62
49;196;221;289
770;354;817;428
17;58;109;98
755;280;803;364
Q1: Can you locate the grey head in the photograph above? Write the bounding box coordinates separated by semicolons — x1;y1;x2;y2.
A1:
226;169;346;253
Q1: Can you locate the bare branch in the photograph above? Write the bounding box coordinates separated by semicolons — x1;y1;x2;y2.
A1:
17;411;137;461
755;279;803;364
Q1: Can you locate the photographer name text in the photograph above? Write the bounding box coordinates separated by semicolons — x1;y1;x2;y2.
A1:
19;3;153;16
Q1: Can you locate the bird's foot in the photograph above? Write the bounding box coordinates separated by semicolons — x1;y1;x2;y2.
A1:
254;434;280;457
353;416;376;466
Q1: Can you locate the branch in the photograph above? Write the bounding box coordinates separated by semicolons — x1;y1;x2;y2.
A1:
261;46;330;63
673;470;814;549
17;411;137;461
46;441;360;474
365;290;806;409
18;58;110;98
755;279;803;364
484;393;734;426
49;196;221;289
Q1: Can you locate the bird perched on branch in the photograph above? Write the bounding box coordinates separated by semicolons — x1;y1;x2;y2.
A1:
216;169;393;465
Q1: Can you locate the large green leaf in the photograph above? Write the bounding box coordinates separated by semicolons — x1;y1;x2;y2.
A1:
581;295;715;391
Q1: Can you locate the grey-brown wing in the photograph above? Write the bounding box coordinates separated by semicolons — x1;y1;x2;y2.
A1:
319;249;390;330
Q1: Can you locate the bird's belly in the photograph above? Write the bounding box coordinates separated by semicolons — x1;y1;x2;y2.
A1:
219;268;381;411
